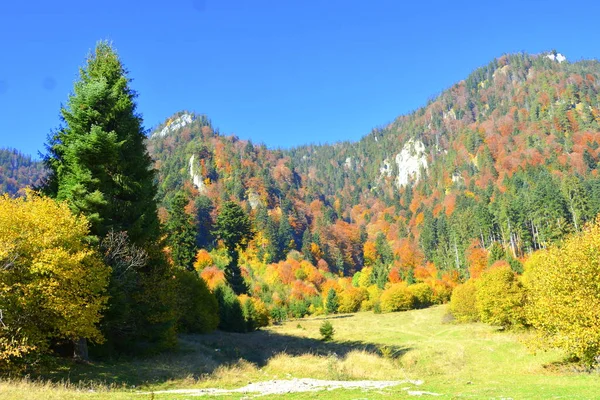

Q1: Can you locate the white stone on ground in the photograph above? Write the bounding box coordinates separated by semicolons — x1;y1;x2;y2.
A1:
143;378;433;397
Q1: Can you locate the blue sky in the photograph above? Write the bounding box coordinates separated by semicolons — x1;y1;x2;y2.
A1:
1;0;600;158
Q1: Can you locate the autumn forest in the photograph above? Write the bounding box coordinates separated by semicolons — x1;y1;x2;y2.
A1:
2;43;600;397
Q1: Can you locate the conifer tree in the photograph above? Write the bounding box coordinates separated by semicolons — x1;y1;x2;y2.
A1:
325;288;339;314
43;41;159;244
214;201;254;294
166;191;198;270
42;41;176;355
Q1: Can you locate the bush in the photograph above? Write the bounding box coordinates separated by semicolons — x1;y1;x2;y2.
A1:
449;279;479;322
430;280;453;304
238;294;266;332
288;299;310;318
320;320;335;341
523;221;600;365
337;287;365;313
408;283;434;308
174;269;219;333
476;265;525;328
270;305;288;324
361;284;382;311
380;283;415;313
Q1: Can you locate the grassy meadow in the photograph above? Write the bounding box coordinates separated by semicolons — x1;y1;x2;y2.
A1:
1;305;598;399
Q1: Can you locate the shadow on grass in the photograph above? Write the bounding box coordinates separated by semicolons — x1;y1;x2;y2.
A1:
31;328;410;388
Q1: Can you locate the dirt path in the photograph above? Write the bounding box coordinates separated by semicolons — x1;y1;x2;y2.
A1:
144;378;442;397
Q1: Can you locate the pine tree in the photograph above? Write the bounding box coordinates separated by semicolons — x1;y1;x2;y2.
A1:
42;41;175;355
43;41;159;244
166;191;198;270
214;201;254;294
325;288;339;314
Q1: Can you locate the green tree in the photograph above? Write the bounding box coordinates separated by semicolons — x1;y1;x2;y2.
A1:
214;285;246;333
214;201;254;294
325;288;339;314
42;41;176;355
43;41;159;244
319;320;335;341
166;192;198;270
173;269;219;333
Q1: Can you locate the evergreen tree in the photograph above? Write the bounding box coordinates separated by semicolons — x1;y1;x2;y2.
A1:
301;229;313;262
214;201;254;294
194;195;214;248
325;288;339;314
166;191;198;270
278;213;295;258
42;42;175;355
43;41;159;244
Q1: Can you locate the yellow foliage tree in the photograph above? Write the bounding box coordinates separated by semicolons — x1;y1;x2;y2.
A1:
476;265;525;328
338;287;366;313
449;279;479;322
193;249;214;271
363;241;378;267
0;193;110;366
380;283;415;313
524;221;600;364
407;283;433;308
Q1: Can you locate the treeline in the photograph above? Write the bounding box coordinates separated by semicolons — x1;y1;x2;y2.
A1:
0;148;45;195
136;51;600;331
450;218;600;366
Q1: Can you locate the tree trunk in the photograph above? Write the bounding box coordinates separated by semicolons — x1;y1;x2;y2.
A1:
74;338;89;362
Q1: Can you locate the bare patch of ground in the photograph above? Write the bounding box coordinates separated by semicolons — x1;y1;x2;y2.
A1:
144;378;432;397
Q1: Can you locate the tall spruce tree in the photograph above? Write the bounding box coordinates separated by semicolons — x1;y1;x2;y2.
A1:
166;191;198;270
43;41;159;244
214;201;254;294
42;42;176;355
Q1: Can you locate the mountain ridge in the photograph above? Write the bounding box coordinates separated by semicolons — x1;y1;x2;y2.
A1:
4;51;600;282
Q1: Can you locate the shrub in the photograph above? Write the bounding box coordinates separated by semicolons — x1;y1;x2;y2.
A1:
380;283;415;313
430;280;453;304
449;279;479;322
337;287;365;313
174;269;219;333
237;294;270;331
408;283;434;308
523;221;600;365
288;299;310;318
269;305;288;324
476;265;525;328
361;284;382;311
320;320;335;341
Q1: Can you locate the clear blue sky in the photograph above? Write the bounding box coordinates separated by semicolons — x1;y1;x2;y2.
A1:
1;0;600;158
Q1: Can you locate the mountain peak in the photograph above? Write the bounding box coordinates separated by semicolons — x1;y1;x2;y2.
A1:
151;113;196;138
546;51;567;63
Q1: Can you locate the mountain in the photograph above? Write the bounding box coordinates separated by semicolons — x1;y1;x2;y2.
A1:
0;148;45;195
148;51;600;281
4;51;600;283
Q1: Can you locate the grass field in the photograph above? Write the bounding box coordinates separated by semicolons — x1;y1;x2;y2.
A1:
1;305;598;399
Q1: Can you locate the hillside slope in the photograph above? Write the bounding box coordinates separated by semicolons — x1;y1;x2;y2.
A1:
149;52;600;282
0;148;45;195
4;52;600;284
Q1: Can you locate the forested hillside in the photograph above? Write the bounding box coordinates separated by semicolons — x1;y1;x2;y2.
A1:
149;52;600;291
4;51;600;320
0;148;45;194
